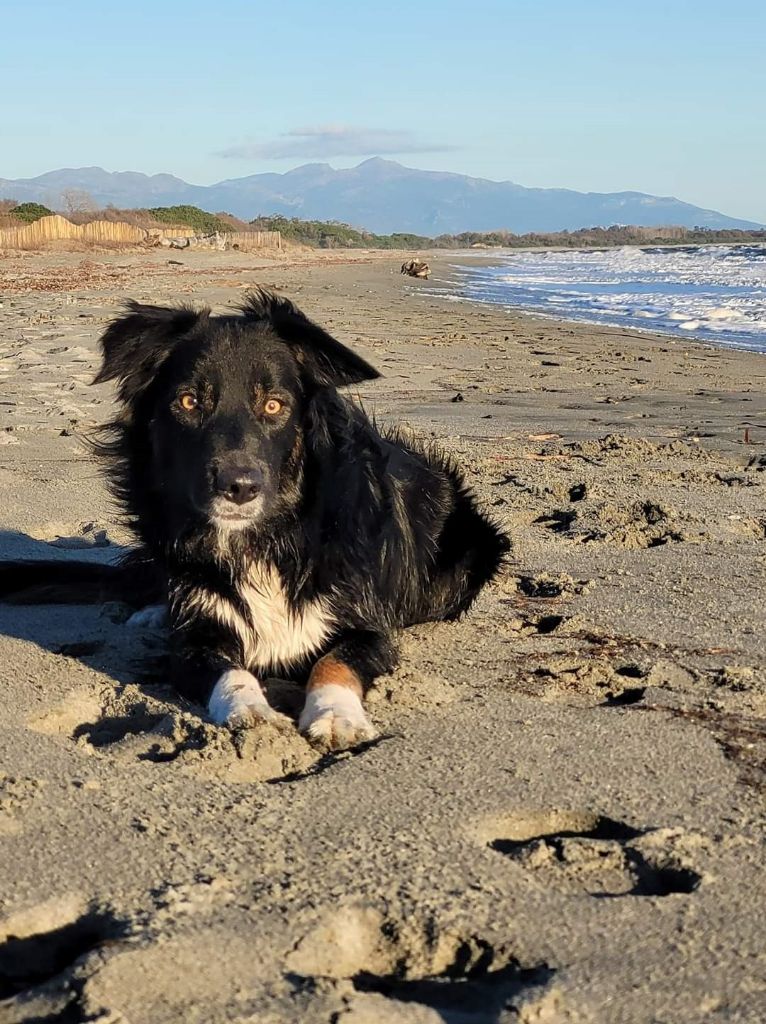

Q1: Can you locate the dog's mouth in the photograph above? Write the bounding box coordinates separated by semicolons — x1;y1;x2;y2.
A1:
207;495;265;530
213;512;251;525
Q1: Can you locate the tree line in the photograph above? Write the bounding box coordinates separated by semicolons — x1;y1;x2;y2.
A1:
2;198;764;249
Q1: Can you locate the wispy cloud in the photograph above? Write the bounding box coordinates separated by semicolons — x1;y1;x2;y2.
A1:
216;125;457;160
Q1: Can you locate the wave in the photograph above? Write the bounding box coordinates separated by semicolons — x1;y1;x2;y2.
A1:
433;245;766;351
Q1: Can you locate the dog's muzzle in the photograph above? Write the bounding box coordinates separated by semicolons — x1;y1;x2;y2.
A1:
213;464;264;506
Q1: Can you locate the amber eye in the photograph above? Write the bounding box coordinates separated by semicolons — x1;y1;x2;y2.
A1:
178;392;198;412
264;398;283;416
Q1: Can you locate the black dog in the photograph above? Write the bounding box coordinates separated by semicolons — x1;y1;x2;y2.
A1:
0;290;508;749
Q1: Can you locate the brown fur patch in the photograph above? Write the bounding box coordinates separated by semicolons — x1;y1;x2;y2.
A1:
307;655;363;697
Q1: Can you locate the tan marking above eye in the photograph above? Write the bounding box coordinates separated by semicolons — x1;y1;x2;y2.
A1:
263;398;284;416
179;392;198;411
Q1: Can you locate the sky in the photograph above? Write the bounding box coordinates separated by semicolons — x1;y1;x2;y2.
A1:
1;0;764;222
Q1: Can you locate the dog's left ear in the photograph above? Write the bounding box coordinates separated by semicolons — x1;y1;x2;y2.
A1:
241;289;380;386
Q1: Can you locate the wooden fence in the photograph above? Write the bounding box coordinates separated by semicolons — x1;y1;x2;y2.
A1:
0;214;147;248
224;230;282;250
0;215;281;251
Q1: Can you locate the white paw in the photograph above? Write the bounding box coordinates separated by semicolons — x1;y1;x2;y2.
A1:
126;603;168;630
208;669;290;730
298;683;376;751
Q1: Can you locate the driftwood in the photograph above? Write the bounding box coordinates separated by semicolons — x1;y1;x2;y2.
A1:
148;229;282;252
155;231;227;251
401;258;430;279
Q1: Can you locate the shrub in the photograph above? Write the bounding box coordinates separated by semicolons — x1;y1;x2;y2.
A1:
147;205;235;234
12;202;54;223
248;215;432;249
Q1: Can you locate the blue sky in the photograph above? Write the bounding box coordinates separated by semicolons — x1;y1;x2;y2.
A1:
2;0;764;221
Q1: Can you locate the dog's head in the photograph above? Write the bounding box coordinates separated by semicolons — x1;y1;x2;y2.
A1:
94;289;379;532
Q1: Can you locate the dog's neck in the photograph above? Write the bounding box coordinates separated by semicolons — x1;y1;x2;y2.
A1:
156;503;315;600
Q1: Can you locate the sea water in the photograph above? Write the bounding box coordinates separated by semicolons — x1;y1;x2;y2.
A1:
431;245;766;352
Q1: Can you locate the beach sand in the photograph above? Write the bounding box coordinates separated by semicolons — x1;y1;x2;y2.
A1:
0;249;765;1023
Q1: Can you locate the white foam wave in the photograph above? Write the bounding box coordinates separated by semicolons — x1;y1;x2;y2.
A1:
442;245;766;351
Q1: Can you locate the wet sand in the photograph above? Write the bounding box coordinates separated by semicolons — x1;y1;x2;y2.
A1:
0;249;765;1023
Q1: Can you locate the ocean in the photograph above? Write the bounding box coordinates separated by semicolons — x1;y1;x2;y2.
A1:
432;244;766;353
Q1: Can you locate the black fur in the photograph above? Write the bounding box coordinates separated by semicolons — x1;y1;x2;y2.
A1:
0;289;508;722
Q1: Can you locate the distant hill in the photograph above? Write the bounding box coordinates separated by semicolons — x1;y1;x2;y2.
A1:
0;159;760;234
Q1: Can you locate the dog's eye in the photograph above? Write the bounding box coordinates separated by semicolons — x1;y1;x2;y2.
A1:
178;392;199;412
264;398;283;416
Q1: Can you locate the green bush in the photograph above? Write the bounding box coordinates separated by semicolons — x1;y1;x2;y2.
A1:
13;202;54;223
249;215;432;249
147;205;234;235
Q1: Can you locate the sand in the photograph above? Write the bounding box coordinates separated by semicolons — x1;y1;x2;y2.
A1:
0;248;765;1023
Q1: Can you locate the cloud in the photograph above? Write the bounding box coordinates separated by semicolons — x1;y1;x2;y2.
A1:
216;125;457;160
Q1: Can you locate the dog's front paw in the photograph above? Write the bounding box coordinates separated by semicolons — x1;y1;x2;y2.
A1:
208;669;291;731
298;684;376;751
224;702;293;731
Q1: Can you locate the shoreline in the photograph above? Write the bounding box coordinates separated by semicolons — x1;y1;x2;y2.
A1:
0;250;765;1021
426;248;766;356
5;243;763;356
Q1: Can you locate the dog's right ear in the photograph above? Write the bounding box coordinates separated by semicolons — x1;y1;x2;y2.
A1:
93;302;206;403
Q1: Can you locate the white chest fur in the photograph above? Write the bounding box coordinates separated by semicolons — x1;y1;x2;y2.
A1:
183;562;334;672
239;563;333;670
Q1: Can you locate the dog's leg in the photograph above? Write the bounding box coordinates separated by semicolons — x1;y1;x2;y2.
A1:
173;654;291;730
188;660;294;730
207;667;289;729
168;594;290;730
299;631;397;751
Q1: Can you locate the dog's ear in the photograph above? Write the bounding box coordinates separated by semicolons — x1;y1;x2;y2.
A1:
94;302;206;402
240;289;380;387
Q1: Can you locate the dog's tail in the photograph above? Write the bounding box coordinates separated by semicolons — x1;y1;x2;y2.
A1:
0;552;163;607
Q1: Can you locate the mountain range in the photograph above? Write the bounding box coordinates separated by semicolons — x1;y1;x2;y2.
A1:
0;159;760;235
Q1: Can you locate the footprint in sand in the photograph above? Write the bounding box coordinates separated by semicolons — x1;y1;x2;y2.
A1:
535;499;696;548
504;573;592;600
471;809;708;897
0;773;46;835
287;904;553;1021
0;895;126;1008
28;690;104;737
68;696;320;783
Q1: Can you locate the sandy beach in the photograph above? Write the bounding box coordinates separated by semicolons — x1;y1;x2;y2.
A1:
1;248;765;1023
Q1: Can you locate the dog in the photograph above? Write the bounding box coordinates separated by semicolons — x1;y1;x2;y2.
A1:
0;290;508;749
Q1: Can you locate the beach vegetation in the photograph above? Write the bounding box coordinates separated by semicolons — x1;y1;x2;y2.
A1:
146;205;237;235
249;216;766;250
9;202;55;223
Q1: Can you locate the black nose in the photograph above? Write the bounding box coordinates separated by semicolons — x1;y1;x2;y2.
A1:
213;465;263;506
